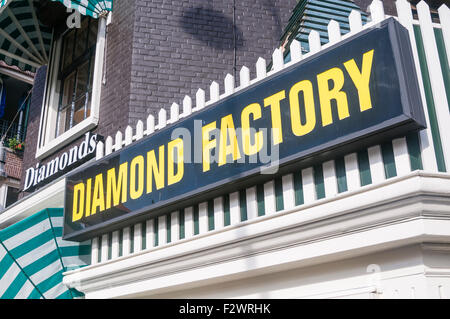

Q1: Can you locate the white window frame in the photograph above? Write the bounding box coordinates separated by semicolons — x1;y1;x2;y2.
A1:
35;16;107;160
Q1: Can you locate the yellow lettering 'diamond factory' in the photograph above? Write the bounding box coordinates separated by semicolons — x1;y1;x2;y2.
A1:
317;67;350;127
130;155;145;200
241;103;263;156
202;121;217;172
72;183;84;222
71;49;375;223
85;178;92;217
106;163;128;209
218;114;242;167
343;49;374;112
147;145;165;193
263;90;285;145
289;80;316;136
167;138;184;186
91;173;105;215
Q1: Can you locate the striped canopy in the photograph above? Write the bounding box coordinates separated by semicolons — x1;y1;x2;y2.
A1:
0;0;52;72
53;0;113;19
0;0;113;72
0;208;90;299
0;0;113;18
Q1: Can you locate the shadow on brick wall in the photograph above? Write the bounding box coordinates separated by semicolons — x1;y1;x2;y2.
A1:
262;0;283;38
180;5;244;51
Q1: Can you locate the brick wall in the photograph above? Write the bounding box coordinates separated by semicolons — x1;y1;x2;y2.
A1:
20;65;47;194
98;0;136;139
20;0;297;195
5;149;23;180
128;0;298;126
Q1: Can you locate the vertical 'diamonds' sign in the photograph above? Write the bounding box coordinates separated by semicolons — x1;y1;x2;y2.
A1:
64;18;426;241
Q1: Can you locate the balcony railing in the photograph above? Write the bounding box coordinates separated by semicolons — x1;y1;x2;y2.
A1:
0;119;25;143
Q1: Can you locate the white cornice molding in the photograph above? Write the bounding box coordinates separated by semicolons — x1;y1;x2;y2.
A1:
63;171;450;298
423;267;450;277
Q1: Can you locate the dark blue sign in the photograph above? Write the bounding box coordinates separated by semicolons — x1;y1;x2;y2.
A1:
64;18;425;241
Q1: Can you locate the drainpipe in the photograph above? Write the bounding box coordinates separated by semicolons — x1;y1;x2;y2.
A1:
17;109;24;141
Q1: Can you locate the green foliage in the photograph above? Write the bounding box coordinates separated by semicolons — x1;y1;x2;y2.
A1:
6;137;24;152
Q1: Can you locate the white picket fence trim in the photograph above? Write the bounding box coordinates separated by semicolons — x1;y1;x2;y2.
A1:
396;0;438;172
90;0;450;264
438;5;450;68
416;1;450;171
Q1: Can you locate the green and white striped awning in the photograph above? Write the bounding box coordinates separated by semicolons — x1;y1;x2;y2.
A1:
0;0;113;72
0;0;52;72
0;208;90;299
0;0;113;18
53;0;113;19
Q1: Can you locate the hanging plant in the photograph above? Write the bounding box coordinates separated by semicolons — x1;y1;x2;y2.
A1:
6;137;24;153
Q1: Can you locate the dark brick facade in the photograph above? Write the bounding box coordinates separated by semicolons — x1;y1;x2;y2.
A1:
129;0;298;126
20;0;297;195
20;65;47;193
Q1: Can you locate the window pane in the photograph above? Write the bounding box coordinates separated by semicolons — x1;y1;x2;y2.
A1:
57;105;70;136
73;96;86;126
86;91;92;118
75;61;89;100
84;56;95;115
64;105;72;132
57;72;75;136
5;187;20;208
74;18;89;61
61;72;75;110
61;30;75;71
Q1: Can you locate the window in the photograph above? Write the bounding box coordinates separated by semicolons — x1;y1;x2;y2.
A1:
56;18;98;137
5;186;19;208
36;15;107;159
